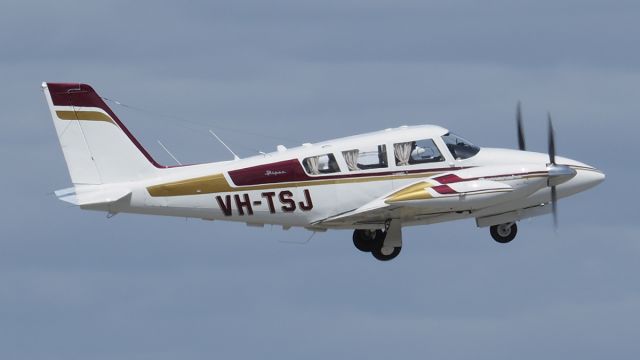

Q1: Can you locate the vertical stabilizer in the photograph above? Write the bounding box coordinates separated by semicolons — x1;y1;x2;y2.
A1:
42;82;164;185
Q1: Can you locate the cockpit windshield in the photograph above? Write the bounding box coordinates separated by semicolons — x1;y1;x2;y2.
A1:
441;133;480;160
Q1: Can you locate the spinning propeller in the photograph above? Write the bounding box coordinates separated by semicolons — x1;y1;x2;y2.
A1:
516;105;576;229
517;102;526;151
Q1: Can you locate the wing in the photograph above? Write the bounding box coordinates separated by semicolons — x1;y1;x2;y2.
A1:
313;165;541;228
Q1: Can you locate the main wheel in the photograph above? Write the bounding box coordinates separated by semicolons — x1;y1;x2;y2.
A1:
371;246;401;261
490;223;518;244
353;229;385;252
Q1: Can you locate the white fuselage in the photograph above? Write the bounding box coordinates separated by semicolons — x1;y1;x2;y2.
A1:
92;127;604;230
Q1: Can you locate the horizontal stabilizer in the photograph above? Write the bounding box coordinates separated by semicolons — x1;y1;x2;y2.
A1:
55;186;131;206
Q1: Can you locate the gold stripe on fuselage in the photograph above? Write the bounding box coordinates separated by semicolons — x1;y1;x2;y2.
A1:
146;171;444;197
146;168;556;198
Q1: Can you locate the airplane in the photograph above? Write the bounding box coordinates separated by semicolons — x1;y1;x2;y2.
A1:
42;82;605;261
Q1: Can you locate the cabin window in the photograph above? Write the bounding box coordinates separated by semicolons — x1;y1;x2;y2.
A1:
302;153;340;175
342;144;388;171
394;139;444;165
441;133;480;160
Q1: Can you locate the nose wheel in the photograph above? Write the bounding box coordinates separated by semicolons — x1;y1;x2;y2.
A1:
490;222;518;244
352;228;402;261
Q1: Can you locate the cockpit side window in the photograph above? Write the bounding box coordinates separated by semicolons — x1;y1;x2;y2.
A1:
342;144;388;171
302;153;340;175
441;133;480;160
394;139;444;165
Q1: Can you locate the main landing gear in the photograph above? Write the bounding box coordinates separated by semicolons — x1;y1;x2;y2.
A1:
353;221;518;260
490;222;518;244
352;221;402;261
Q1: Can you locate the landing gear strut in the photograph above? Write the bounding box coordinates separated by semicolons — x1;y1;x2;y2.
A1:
490;222;518;244
352;221;402;261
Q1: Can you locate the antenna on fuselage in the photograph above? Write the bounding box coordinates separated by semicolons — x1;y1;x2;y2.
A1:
208;129;240;160
157;140;182;165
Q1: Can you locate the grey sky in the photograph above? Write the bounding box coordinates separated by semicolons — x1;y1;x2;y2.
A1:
1;1;638;359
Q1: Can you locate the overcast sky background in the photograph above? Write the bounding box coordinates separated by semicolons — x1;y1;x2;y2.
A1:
1;0;638;359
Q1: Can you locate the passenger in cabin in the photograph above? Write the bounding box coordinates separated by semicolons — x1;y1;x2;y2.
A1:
378;145;388;167
303;154;340;175
342;145;388;171
395;139;444;166
328;158;340;173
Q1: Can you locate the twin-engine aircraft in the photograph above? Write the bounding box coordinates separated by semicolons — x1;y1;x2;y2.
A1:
43;82;605;261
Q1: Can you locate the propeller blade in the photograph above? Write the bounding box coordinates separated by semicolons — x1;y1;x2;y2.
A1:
517;102;526;151
547;113;556;165
551;185;558;229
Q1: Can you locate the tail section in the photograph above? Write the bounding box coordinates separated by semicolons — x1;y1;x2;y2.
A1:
42;82;164;185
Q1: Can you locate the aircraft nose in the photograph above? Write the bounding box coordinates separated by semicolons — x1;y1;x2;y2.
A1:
581;167;606;188
553;156;604;194
564;163;605;193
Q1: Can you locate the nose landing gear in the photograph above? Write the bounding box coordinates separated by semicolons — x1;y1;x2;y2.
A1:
490;222;518;243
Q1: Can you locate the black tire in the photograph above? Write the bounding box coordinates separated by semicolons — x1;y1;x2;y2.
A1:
352;230;372;252
352;229;385;252
371;246;402;261
490;223;518;244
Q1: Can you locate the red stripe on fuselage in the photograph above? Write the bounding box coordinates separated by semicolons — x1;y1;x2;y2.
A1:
228;159;469;186
227;161;548;188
